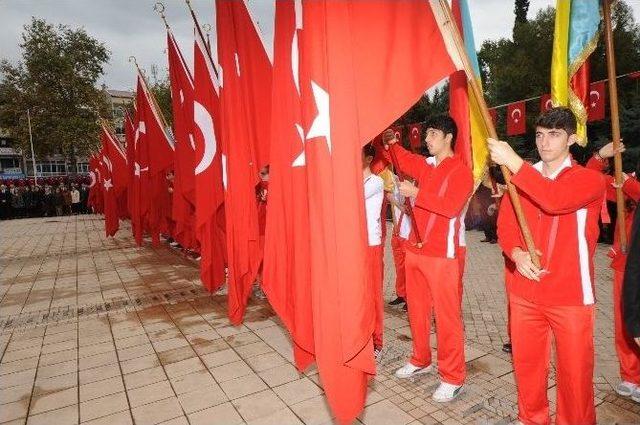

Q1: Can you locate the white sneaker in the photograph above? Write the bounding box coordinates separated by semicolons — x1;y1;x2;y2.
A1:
394;362;432;379
432;381;463;402
632;386;640;403
615;381;639;397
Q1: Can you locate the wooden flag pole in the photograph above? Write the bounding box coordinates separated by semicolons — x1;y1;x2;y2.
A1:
603;0;628;253
438;0;540;267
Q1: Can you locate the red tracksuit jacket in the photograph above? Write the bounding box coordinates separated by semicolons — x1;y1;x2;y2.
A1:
497;157;606;306
586;156;640;271
389;144;473;259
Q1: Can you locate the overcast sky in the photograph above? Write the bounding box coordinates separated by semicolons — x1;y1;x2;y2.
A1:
1;0;640;91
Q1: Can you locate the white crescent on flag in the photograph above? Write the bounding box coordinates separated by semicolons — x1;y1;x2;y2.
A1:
511;108;522;123
590;90;600;107
411;127;419;137
545;99;553;110
194;101;217;175
89;171;96;188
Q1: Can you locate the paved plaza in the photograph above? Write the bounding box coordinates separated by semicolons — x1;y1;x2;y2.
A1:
0;215;639;425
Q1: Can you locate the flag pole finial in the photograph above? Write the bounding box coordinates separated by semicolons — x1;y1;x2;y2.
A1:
153;3;170;30
128;56;141;73
184;0;195;15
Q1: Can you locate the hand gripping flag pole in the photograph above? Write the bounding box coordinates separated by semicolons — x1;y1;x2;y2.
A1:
382;130;424;249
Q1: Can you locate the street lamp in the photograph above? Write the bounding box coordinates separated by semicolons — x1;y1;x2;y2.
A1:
26;109;38;186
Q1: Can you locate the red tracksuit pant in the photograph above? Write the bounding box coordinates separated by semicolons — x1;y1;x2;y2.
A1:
405;250;465;385
391;234;406;299
367;245;384;349
510;294;595;425
457;246;466;305
614;269;640;384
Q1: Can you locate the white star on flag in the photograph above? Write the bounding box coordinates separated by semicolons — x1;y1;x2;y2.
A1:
103;178;113;191
305;81;331;154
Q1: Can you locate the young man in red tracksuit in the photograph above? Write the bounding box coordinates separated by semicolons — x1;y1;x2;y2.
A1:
586;141;640;399
384;116;473;402
490;107;606;425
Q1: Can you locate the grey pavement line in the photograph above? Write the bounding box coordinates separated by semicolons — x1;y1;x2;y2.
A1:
0;287;211;332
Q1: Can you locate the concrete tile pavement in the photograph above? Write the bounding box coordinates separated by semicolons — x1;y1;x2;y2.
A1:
0;215;639;424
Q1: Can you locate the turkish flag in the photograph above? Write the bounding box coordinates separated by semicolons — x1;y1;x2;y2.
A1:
216;0;272;324
193;25;226;291
295;1;456;423
262;0;315;372
540;93;553;112
100;124;127;237
88;154;104;214
489;108;498;126
135;73;174;245
506;101;526;136
129;100;149;246
124;112;135;216
408;123;422;152
167;31;198;250
587;81;606;122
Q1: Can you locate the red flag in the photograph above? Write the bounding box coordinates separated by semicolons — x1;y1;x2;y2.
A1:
100;124;128;237
489;107;497;125
295;2;456;423
129;101;149;246
135;73;175;245
216;0;272;324
193;24;226;291
262;0;315;372
408;123;422;152
124;113;135;217
506;101;526;136
167;31;198;250
540;93;553;112
628;71;640;80
587;81;606;122
88;154;104;214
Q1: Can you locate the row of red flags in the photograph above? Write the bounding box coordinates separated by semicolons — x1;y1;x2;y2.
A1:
501;80;606;136
85;1;487;423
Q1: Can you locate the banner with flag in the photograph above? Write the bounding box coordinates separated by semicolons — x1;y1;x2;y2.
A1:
448;0;490;182
216;0;273;324
262;0;315;373
87;154;104;214
100;123;128;237
258;1;458;423
588;80;606;121
167;30;198;251
192;21;227;292
506;101;526;136
408;123;422;151
540;93;553;112
550;0;601;145
134;72;175;245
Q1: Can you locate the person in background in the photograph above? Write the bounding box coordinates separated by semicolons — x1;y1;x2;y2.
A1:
62;186;72;215
588;143;640;400
362;143;385;359
71;184;81;215
623;184;640;404
11;186;25;218
80;183;89;214
54;187;64;216
0;184;11;220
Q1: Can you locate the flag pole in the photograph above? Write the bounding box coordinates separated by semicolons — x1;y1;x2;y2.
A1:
437;0;540;267
128;56;172;141
602;0;627;253
184;0;219;79
26;109;38;187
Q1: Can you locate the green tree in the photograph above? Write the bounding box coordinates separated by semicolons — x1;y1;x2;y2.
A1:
0;18;111;159
147;64;173;127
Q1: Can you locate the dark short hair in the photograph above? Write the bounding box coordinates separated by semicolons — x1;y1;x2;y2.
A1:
363;142;376;158
425;115;458;150
535;107;577;136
